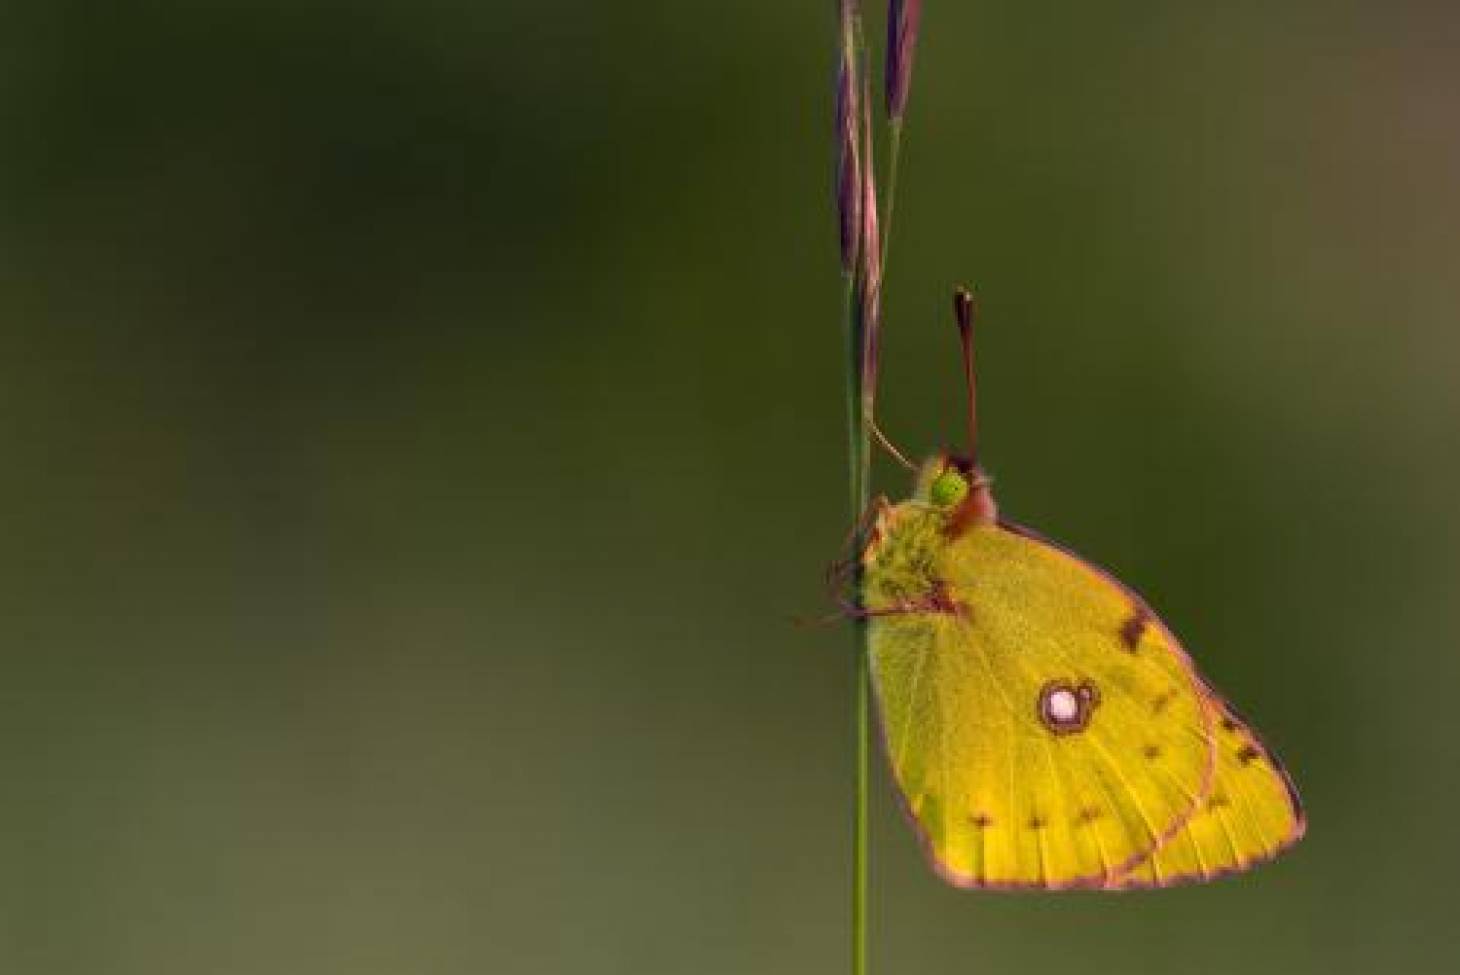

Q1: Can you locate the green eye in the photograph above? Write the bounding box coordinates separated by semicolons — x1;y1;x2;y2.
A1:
929;469;969;507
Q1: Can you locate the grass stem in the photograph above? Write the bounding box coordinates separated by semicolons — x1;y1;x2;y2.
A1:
845;276;871;975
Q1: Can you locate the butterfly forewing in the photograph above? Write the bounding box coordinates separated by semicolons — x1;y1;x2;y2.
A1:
865;513;1216;889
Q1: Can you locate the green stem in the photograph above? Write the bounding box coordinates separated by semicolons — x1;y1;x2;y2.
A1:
853;621;870;975
850;111;907;975
844;277;870;975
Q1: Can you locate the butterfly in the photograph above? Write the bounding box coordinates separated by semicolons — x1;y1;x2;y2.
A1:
857;288;1303;890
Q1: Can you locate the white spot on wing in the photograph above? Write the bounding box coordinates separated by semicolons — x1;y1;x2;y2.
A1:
1047;688;1078;723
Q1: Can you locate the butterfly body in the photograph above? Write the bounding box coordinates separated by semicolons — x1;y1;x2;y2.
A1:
860;456;1303;890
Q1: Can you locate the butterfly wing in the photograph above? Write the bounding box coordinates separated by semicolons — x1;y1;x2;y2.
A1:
865;513;1215;889
1113;688;1304;887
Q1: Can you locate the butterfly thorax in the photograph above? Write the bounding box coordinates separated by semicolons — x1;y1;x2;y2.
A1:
862;503;950;612
861;455;997;614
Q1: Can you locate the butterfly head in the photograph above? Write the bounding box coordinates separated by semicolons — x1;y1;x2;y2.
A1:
915;453;998;528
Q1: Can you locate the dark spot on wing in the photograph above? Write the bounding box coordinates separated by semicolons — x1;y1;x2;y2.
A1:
969;812;994;829
1075;806;1103;826
1237;744;1262;765
1142;744;1162;760
1151;689;1175;714
1207;793;1231;810
1118;606;1150;651
1220;716;1241;733
1027;814;1047;831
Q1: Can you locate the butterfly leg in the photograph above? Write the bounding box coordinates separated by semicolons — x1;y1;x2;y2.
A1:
829;589;960;621
825;495;894;596
828;564;961;622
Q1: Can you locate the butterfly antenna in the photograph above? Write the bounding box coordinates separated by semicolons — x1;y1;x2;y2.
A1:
869;420;916;471
953;286;978;466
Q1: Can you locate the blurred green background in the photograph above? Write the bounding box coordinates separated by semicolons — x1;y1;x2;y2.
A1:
2;1;1457;972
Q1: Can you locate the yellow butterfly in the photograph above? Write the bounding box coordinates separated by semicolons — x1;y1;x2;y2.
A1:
859;289;1303;890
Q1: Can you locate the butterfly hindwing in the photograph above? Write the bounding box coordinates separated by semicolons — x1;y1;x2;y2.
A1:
1113;689;1305;888
865;511;1216;889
